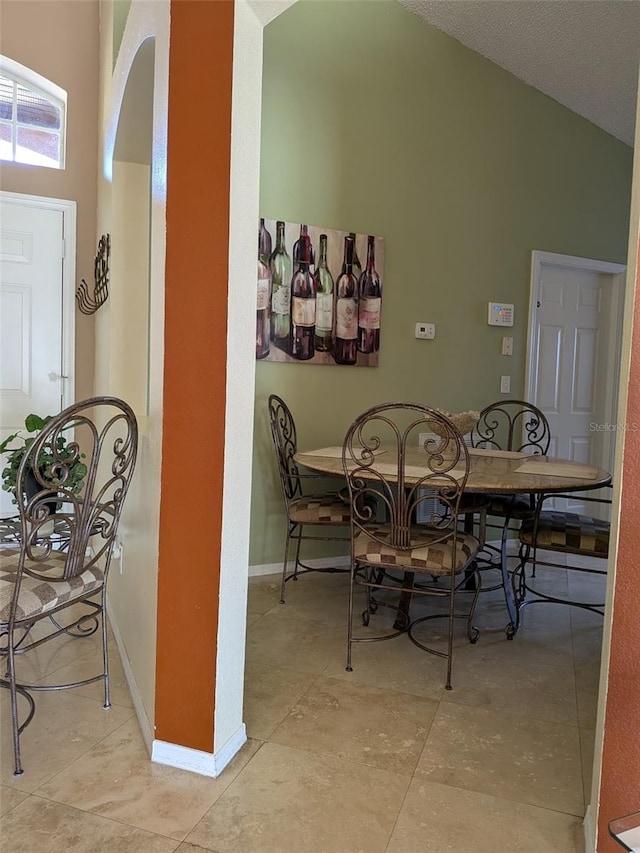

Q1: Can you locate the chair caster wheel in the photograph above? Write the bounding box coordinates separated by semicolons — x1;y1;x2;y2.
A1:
505;622;517;640
346;665;352;672
362;611;370;627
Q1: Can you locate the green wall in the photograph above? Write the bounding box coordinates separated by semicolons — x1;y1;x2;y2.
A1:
250;0;633;568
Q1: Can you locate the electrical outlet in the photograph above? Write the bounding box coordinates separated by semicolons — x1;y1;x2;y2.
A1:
500;375;511;394
501;336;513;356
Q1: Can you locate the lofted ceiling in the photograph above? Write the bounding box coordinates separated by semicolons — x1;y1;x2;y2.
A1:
397;0;640;147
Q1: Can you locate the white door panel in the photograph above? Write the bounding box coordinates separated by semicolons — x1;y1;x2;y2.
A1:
0;197;67;516
527;253;625;516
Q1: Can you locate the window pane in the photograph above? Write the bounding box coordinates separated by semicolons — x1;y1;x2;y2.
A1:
0;77;13;121
0;122;12;162
16;84;60;130
16;126;60;167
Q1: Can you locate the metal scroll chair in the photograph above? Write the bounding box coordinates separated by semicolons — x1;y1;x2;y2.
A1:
342;403;481;690
466;400;551;596
268;394;350;604
0;397;138;775
512;488;611;629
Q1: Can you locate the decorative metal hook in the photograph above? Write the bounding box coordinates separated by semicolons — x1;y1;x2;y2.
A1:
76;234;110;315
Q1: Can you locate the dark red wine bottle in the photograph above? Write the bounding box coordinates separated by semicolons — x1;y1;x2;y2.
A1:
259;218;272;267
292;224;315;274
334;235;358;365
357;235;381;354
289;234;316;360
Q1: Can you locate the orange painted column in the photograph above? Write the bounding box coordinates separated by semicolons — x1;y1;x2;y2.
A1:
598;235;640;850
155;0;234;752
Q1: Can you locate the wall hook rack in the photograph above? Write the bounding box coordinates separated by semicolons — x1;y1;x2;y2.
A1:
76;233;110;315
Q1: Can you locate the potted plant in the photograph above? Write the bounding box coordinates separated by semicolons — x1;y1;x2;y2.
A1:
0;413;88;507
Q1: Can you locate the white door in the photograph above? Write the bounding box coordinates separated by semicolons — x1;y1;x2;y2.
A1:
526;251;625;513
0;193;75;516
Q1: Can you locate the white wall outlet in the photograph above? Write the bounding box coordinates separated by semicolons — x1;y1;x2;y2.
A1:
500;375;511;394
501;336;513;356
415;322;435;340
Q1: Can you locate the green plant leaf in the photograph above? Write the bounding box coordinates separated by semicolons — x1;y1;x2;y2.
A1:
0;432;19;454
25;413;48;432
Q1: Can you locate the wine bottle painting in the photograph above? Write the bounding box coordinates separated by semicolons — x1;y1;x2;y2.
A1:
256;218;384;367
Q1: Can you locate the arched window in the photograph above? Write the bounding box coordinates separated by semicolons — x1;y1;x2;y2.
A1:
0;56;67;169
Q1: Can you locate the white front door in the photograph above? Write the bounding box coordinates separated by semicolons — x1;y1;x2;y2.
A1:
526;251;625;512
0;193;75;515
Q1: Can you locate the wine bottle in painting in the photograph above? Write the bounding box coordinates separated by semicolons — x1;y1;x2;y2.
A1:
314;233;334;352
350;232;362;281
293;224;315;274
357;235;381;354
269;220;292;347
259;218;272;267
290;234;316;360
334;235;358;365
256;254;271;360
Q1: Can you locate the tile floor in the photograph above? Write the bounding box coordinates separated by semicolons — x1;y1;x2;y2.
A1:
0;550;606;852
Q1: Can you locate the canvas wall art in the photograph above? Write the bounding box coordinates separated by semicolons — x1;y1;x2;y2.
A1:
257;219;384;367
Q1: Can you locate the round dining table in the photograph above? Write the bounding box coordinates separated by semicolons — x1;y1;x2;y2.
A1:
294;444;612;633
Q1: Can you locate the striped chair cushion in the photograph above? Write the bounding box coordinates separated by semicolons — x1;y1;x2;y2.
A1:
353;525;479;576
519;511;610;557
289;494;351;525
0;550;104;624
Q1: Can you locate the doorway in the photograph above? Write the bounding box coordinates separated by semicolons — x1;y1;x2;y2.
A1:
0;191;76;516
525;250;625;511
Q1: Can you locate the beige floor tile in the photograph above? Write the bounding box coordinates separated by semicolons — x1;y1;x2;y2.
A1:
385;778;583;853
0;784;28;816
415;702;584;815
31;643;133;709
243;662;318;740
576;660;601;730
246;575;282;615
176;844;221;853
9;619;105;685
276;570;353;627
571;612;604;667
444;643;578;727
0;689;134;793
185;741;409;853
580;727;596;807
37;717;262;840
323;634;448;700
0;796;181;852
245;609;344;674
270;675;438;775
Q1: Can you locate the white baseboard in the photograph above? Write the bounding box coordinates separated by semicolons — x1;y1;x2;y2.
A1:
583;804;596;852
106;598;154;755
151;724;247;778
249;554;350;578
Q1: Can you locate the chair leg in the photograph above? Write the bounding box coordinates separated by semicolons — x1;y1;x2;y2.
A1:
101;595;111;710
279;523;296;604
6;642;23;775
346;560;356;672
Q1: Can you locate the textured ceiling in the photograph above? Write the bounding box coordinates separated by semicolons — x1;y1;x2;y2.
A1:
397;0;640;146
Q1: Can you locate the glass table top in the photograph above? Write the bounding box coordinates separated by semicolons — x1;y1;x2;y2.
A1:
609;812;640;851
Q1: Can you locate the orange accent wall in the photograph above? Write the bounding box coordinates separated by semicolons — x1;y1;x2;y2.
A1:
155;0;234;752
598;236;640;850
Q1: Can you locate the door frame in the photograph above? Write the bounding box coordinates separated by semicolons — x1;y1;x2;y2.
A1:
1;190;77;409
525;250;626;475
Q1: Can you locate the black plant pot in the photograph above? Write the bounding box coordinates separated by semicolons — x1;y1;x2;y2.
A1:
24;468;61;515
